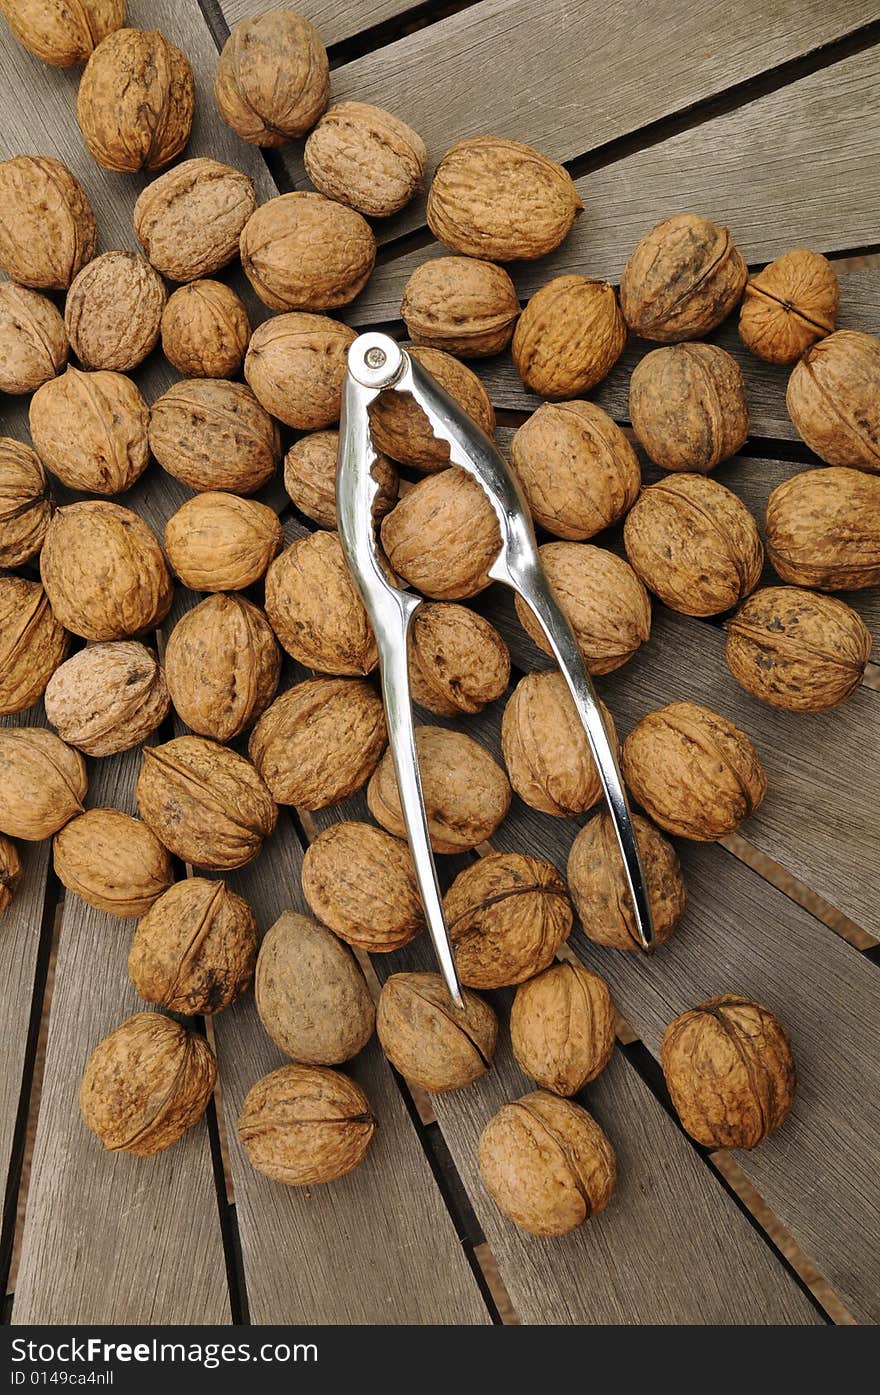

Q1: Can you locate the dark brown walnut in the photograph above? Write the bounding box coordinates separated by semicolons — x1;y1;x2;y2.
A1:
244;312;356;430
134;159;256;282
622;701;767;841
64;251;166;372
739;249;839;364
80;1012;217;1156
726;586;873;713
0;577;69;716
377;973;498;1093
662;994;796;1149
567;811;687;951
786;329;880;473
0;155;96;289
368;726;510;855
381;469;502;600
255;911;375;1065
248;678;386;810
369;345;496;472
510;400;640;540
0;438;54;567
515;541;651;674
501;671;617;817
53;807;173;917
40;501;172;641
623;473;763;617
129;877;257;1016
284;429;398;530
427;136;582;261
0;835;22;917
512;275;626;398
0;726;86;841
237;1064;374;1186
137;735;277;871
240;192;375;312
300;821;425;952
510;962;615;1095
264;529;378;675
76;27;195;172
164;594;280;741
164;492;282;592
765;467;880;590
30;366;148;494
214;9;329;147
479;1091;616;1236
0;283;68;394
401;256;519;357
44;640;169;756
443;851;572;988
161;281;251;379
409;603;510;716
149;379;280;495
629;343;749;472
620;213;747;341
3;0;124;65
305;101;427;217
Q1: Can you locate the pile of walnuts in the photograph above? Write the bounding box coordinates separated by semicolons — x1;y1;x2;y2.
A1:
1;2;875;1242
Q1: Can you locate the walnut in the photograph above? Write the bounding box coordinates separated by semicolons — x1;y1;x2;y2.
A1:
0;155;96;289
401;256;519;357
53;807;173;916
427;136;582;261
381;469;501;599
148;379;280;495
0;438;54;567
80;1012;217;1156
662;995;796;1149
726;586;872;712
0;577;69;716
443;852;572;988
240;192;375;312
248;677;386;810
165;595;280;742
567;811;687;951
129;877;257;1016
515;541;651;673
214;9;329;147
137;735;277;871
479;1091;615;1235
255;911;375;1065
305;101;426;217
134;158;256;282
623;473;763;616
620;213;747;341
0;726;86;841
739;249;838;364
409;602;510;716
629;343;749;472
0;835;22;917
244;312;356;429
44;640;169;756
368;726;510;854
510;400;640;540
40;501;172;641
510;962;615;1095
76;27;195;172
3;0;124;65
369;345;496;471
300;821;425;952
765;466;880;590
284;429;398;530
238;1064;374;1186
512;275;626;398
161;281;251;378
377;973;497;1092
0;283;68;394
65;251;166;372
163;492;282;592
622;701;767;841
501;671;617;817
786;329;880;472
29;366;148;494
264;529;377;675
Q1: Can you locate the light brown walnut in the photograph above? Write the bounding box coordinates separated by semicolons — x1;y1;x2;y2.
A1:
401;256;519;357
620;213;747;341
0;726;86;841
369;345;496;471
45;640;169;756
512;275;626;398
381;469;501;600
409;602;509;716
786;329;880;472
241;191;375;312
443;851;572;988
510;962;615;1095
3;0;124;66
300;821;425;952
0;835;22;917
377;973;497;1093
501;671;617;817
148;379;280;495
30;366;148;494
214;10;329;147
0;438;54;567
567;811;686;951
739;249;838;365
264;529;377;675
77;28;194;172
64;251;166;372
0;155;96;289
160;281;251;378
0;577;68;716
163;493;282;593
284;429;397;530
629;343;748;472
244;312;356;430
238;1064;374;1186
134;158;256;282
765;466;880;590
164;594;280;741
305;101;426;217
0;283;67;394
129;877;257;1016
53;807;173;916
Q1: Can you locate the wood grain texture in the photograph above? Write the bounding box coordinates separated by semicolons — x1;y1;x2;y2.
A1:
218;0;418;45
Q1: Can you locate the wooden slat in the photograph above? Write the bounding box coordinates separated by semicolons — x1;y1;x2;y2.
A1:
218;0;418;46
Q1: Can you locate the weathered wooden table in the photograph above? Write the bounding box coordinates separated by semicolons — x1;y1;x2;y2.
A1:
2;0;879;1327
